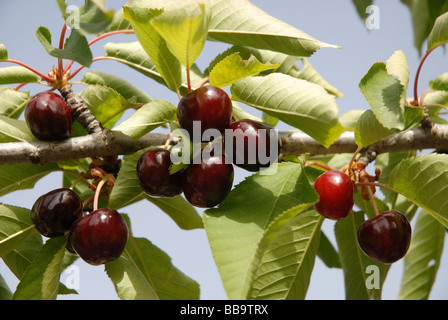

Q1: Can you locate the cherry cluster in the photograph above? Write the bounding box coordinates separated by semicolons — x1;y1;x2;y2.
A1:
30;188;128;266
137;85;281;208
313;169;412;264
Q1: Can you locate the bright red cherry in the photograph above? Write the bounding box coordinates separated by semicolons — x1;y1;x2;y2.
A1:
225;119;281;172
313;170;354;220
357;211;412;264
25;91;73;141
30;188;83;238
182;154;234;208
177;85;232;142
68;208;128;266
136;148;183;198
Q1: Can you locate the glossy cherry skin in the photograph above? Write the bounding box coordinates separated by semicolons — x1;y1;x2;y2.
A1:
225;119;281;172
357;211;412;264
182;154;234;208
177;86;232;142
30;188;83;238
136;148;183;198
68;208;128;266
25;91;73;141
313;170;354;220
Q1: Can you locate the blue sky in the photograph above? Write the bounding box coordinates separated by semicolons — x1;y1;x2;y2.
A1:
0;0;447;300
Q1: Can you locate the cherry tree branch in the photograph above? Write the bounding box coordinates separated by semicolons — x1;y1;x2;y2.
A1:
0;122;447;166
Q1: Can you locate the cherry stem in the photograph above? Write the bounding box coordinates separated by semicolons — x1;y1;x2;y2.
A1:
414;40;448;105
93;178;107;211
1;59;54;83
305;161;333;172
58;23;67;80
186;65;192;93
196;76;209;90
69;56;109;79
366;182;380;216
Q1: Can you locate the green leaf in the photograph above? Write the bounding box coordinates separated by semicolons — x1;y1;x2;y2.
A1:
81;71;151;104
247;209;323;300
108;150;203;230
0;204;37;258
0;274;12;300
340;109;366;131
104;41;204;95
0;43;8;60
106;221;199;300
355;110;394;148
114;100;177;140
0;115;35;142
0;87;29;118
74;0;114;35
359;62;405;131
335;212;390;300
388;153;448;228
352;0;374;20
399;211;445;300
292;58;344;98
151;1;211;68
386;50;410;107
35;27;93;67
123;6;182;92
0;66;40;85
12;236;67;300
207;0;340;57
427;11;448;50
400;0;448;54
209;52;279;88
79;85;132;129
203;162;318;299
317;231;341;269
0;163;59;196
231;73;345;148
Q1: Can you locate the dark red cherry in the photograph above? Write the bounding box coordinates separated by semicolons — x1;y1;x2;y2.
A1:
25;91;73;141
182;154;234;208
30;188;83;238
357;211;412;264
68;208;128;266
225;119;281;172
177;85;232;142
313;170;354;220
136;148;183;198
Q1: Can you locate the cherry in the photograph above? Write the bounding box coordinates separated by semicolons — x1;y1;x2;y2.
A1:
313;170;354;220
225;119;281;172
68;208;128;266
182;154;234;208
177;85;232;142
25;91;73;141
136;148;183;198
357;210;412;264
30;188;83;238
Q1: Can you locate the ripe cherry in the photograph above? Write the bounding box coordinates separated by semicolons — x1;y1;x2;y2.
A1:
225;119;281;172
357;210;412;264
25;91;73;141
177;85;232;142
136;148;183;198
68;208;128;266
182;154;234;208
30;188;83;238
313;170;354;220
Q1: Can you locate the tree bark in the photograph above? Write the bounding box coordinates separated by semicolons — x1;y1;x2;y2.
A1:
0;123;447;166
